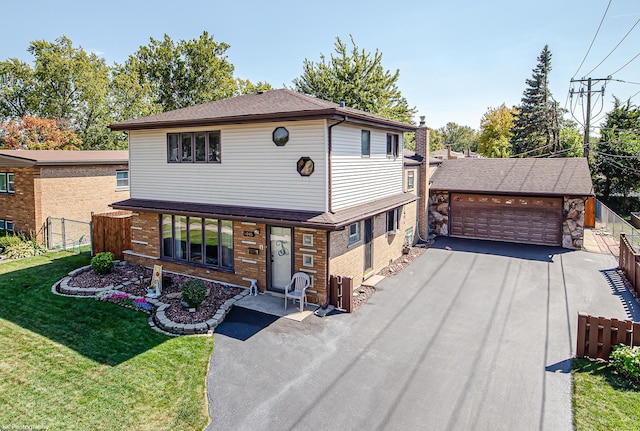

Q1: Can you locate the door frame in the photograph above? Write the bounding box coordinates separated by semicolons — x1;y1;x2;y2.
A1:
363;217;373;275
266;225;295;292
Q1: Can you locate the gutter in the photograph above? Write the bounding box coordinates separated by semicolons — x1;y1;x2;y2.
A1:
327;116;347;214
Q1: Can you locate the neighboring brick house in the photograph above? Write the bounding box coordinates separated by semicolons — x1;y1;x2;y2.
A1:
108;89;427;305
428;158;594;248
0;150;129;240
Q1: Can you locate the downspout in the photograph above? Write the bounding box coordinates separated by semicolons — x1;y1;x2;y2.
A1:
323;116;346;309
327;116;347;214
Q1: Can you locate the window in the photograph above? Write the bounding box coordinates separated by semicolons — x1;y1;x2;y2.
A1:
303;254;314;267
5;220;13;232
386;133;400;157
167;131;221;163
348;222;361;246
273;127;289;146
387;208;402;233
161;214;233;270
302;233;314;247
361;130;371;156
0;173;14;194
407;171;415;191
0;220;4;230
116;170;129;189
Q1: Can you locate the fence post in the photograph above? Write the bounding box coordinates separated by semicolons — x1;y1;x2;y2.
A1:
47;216;52;249
61;217;66;250
89;220;93;256
576;312;587;358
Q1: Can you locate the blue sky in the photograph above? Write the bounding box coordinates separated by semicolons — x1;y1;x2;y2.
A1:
2;0;639;131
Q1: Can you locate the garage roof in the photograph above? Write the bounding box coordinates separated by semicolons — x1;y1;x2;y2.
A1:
430;157;593;196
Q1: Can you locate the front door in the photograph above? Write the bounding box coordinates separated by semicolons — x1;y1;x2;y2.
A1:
364;218;373;274
269;226;293;291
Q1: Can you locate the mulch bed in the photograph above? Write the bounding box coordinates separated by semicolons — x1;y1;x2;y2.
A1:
377;242;430;277
68;264;242;324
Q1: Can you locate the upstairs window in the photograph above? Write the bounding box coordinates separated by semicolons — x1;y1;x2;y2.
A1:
8;173;13;193
361;130;371;157
386;133;400;158
407;170;415;191
168;131;220;163
116;170;129;189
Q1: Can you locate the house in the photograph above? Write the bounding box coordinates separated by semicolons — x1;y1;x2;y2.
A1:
428;157;593;248
108;89;429;305
0;150;129;242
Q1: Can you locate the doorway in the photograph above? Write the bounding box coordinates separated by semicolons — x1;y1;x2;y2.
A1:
269;226;293;291
364;218;373;274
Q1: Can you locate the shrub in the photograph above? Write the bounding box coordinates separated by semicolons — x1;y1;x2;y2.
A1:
610;344;640;382
0;233;24;250
91;252;114;275
181;279;207;308
4;240;47;259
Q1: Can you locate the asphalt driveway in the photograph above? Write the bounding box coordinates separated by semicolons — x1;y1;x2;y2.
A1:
206;237;632;431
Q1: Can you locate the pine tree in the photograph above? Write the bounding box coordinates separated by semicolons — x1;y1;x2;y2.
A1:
511;45;560;157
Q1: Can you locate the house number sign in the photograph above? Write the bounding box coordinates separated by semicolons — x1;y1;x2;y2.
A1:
243;231;255;237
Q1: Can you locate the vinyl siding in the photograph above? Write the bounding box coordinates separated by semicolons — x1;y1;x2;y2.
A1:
128;120;327;211
331;124;404;210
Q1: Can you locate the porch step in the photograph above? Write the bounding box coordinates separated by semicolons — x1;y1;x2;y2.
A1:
361;274;385;288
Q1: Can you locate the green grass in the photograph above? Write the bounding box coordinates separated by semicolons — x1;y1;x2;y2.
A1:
0;251;214;430
573;358;640;430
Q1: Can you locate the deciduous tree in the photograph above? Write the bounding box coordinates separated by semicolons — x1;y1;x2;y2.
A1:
437;122;478;153
0;116;80;150
478;104;516;158
292;36;415;124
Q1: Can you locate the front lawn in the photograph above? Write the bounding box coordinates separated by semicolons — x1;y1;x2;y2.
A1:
573;358;640;430
0;251;214;430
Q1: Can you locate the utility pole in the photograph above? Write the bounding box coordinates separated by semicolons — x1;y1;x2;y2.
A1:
570;77;610;158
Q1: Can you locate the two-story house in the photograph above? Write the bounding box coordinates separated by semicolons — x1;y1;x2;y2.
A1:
0;150;129;243
109;89;428;305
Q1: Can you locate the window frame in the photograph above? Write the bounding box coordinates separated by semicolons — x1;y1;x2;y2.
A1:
167;131;221;164
387;208;402;234
116;170;129;190
386;133;400;158
407;170;415;191
160;214;233;271
0;220;4;230
361;130;371;157
7;173;14;193
0;173;6;193
5;220;13;232
347;222;361;246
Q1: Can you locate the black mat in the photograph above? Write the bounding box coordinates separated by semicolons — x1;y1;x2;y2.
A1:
214;307;279;341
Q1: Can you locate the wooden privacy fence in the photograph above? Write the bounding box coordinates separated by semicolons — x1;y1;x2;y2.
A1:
576;312;640;360
619;233;640;296
329;275;353;313
91;210;132;260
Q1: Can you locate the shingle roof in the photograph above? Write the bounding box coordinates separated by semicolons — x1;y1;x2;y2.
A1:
0;150;128;166
111;192;417;230
108;89;415;132
429;158;594;196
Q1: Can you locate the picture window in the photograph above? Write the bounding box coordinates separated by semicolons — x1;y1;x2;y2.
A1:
167;131;221;163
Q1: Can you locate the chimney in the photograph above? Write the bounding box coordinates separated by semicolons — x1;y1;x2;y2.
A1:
415;116;430;240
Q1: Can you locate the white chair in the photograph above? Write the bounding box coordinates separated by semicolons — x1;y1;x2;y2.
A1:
284;272;311;313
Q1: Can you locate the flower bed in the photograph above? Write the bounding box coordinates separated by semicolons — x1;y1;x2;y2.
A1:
97;290;153;313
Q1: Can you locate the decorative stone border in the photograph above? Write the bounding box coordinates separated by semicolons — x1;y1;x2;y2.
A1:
52;262;250;335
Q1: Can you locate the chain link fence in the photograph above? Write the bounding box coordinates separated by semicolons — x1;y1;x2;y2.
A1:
46;216;92;253
596;200;640;251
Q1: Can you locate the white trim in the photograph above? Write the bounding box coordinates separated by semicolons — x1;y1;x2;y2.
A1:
132;240;149;245
241;222;257;226
241;240;257;245
123;250;157;260
302;233;314;247
299;248;317;253
302;254;314;267
131;226;143;230
298;268;317;274
298;227;317;232
241;259;257;264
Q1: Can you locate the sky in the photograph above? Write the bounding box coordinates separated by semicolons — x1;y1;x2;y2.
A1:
1;0;639;132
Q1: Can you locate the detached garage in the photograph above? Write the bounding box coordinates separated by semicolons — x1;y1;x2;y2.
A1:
428;158;594;249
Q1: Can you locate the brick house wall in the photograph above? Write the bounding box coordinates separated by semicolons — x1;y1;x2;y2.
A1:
293;228;328;305
39;164;129;223
0;167;38;234
330;201;416;287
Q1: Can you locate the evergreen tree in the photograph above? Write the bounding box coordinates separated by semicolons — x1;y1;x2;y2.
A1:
511;45;560;157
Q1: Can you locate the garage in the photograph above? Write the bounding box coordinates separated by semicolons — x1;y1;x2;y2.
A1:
449;193;562;246
428;158;594;249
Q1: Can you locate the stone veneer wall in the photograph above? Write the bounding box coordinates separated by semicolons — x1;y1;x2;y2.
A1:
428;191;449;236
562;196;587;249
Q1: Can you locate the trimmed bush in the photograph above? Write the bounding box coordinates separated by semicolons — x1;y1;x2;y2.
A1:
181;279;207;308
91;252;114;275
610;344;640;382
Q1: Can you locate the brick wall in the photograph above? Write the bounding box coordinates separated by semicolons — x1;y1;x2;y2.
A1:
0;167;38;234
293;228;327;304
330;201;416;287
39;164;129;224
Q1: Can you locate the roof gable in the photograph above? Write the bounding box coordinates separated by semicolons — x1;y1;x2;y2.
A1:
108;89;415;132
430;158;593;196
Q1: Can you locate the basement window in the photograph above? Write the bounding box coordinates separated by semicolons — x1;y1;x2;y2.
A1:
348;222;361;246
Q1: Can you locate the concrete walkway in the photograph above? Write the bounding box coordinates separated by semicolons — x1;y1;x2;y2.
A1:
206;238;630;431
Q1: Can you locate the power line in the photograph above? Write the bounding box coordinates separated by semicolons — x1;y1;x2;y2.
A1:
584;17;640;76
572;0;612;79
609;50;640;76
